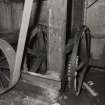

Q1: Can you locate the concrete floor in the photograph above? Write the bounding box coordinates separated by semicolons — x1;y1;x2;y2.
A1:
0;68;105;105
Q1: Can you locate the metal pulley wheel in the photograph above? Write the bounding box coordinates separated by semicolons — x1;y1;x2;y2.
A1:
67;26;91;95
0;39;16;94
26;24;47;74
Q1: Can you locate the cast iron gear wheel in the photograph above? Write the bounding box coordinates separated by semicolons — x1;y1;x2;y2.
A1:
0;39;17;94
67;26;91;95
26;24;47;74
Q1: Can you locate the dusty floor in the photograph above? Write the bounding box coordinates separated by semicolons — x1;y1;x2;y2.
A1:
0;82;51;105
61;68;105;105
0;68;105;105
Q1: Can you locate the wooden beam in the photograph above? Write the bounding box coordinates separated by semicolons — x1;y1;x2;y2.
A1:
47;0;67;79
12;0;34;84
22;71;61;90
71;0;85;30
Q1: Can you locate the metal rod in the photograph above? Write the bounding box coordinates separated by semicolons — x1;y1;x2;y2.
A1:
83;82;98;96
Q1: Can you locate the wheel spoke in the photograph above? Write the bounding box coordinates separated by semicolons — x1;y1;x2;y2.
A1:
0;65;9;70
0;70;10;82
30;58;42;72
0;78;4;88
76;66;88;95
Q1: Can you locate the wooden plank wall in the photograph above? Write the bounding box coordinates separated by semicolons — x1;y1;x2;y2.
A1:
0;2;23;32
0;1;48;33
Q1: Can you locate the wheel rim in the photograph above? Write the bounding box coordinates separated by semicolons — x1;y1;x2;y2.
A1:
0;39;16;94
27;25;47;74
67;26;91;95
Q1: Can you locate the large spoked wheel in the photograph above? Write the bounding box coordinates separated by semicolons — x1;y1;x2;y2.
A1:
0;39;16;94
67;26;91;95
26;24;47;74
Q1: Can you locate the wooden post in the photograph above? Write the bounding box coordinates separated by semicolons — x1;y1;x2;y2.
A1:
47;0;67;79
71;0;85;30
